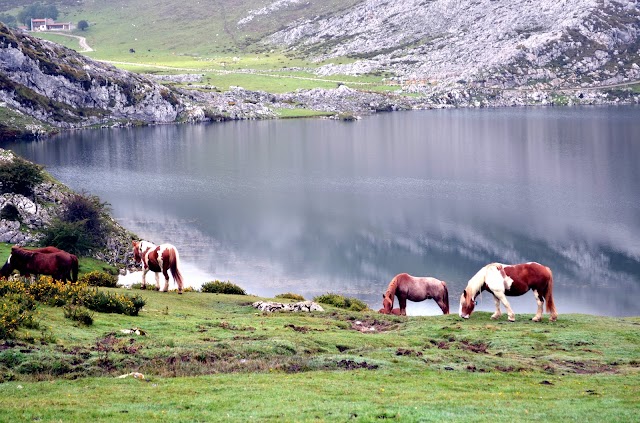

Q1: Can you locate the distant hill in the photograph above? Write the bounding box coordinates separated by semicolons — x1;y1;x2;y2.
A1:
265;0;640;90
2;0;638;92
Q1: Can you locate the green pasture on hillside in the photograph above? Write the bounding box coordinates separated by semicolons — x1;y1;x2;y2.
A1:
16;0;401;94
0;283;638;422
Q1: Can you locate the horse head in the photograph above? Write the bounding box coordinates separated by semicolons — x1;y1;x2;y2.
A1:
0;256;13;277
459;288;477;319
381;292;394;313
132;240;144;263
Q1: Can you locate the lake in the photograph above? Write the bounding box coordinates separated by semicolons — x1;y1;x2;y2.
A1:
3;106;639;317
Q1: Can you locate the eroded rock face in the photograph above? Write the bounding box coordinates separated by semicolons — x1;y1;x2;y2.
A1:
265;0;640;90
0;23;182;128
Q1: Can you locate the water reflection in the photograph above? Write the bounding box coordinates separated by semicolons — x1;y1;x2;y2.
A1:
3;107;640;316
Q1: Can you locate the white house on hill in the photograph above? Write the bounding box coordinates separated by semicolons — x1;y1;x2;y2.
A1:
30;18;73;32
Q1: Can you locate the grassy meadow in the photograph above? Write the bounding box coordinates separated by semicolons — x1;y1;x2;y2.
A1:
0;281;638;422
9;0;403;94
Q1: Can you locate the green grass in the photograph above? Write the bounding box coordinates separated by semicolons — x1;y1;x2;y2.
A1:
29;32;80;50
0;106;55;138
275;108;335;119
0;285;638;421
17;0;402;94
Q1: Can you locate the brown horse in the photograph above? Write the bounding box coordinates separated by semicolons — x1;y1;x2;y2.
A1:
1;245;78;282
378;273;450;315
132;240;184;294
459;262;557;322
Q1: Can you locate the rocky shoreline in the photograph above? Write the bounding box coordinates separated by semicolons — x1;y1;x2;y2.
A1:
0;149;135;268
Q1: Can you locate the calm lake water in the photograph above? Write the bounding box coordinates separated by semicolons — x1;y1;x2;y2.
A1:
3;107;640;317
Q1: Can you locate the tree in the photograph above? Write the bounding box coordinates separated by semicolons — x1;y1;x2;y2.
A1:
77;20;88;31
17;3;59;26
0;13;17;28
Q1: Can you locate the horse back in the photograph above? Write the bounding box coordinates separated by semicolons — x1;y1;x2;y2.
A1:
504;262;552;295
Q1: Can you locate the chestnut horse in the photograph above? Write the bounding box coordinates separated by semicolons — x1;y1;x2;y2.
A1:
1;245;78;282
378;273;449;315
459;262;557;322
132;240;184;294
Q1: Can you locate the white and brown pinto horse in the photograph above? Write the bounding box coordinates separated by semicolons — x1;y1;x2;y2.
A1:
132;240;184;294
459;262;557;322
379;273;450;316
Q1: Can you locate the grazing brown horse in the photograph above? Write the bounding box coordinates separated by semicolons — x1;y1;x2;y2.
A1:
1;245;78;282
378;273;449;315
459;262;557;322
132;240;184;294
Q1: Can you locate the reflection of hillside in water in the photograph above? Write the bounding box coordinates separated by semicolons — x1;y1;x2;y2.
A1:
3;107;639;316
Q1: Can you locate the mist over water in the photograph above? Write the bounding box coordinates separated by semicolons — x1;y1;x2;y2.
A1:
4;106;640;316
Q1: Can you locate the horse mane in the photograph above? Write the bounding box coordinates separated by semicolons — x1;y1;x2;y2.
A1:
465;264;491;297
381;275;401;312
11;246;35;260
383;275;399;300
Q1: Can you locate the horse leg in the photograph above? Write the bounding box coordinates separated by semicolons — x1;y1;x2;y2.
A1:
398;296;407;316
141;268;148;289
532;290;543;322
493;292;515;321
155;272;162;291
162;269;170;292
435;298;449;315
491;296;502;320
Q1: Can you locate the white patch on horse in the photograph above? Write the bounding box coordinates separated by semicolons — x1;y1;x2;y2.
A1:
157;245;170;270
6;254;11;264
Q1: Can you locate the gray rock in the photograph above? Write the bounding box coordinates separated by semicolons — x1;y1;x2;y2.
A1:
252;300;324;313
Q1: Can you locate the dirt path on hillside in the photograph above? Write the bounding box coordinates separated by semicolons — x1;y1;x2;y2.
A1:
42;32;93;52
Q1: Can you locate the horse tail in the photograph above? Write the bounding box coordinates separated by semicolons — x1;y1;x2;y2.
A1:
169;247;184;292
545;267;557;320
71;255;79;283
441;280;450;314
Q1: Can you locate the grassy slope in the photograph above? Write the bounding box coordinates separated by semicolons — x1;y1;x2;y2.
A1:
6;0;402;94
0;288;638;421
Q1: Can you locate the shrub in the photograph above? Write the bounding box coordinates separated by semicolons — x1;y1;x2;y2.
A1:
0;155;44;196
0;279;38;339
39;192;112;255
39;219;94;255
63;304;93;325
26;276;145;316
201;280;246;295
80;289;145;316
313;293;369;312
78;271;118;288
0;203;20;221
275;292;306;301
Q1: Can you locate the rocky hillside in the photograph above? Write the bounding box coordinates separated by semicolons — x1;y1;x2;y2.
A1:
0;148;134;267
266;0;640;90
0;23;182;131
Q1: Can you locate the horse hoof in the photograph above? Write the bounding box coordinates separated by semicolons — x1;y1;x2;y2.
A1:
508;318;516;322
532;316;541;322
178;291;183;295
